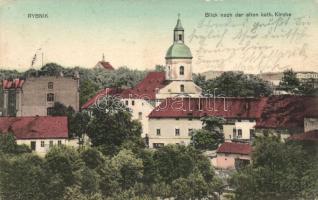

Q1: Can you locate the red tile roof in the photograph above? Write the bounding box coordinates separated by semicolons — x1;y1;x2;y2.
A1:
120;72;167;99
81;88;123;109
0;116;68;139
256;96;318;129
81;72;168;109
98;61;114;70
149;97;266;119
288;130;318;142
2;79;24;89
217;142;252;155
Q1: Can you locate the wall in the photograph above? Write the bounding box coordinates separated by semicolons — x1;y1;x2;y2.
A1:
17;138;71;156
18;76;79;116
122;98;154;137
304;118;318;132
156;81;202;99
215;153;251;170
148;118;202;148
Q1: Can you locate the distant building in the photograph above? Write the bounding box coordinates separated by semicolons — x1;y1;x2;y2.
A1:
0;116;77;156
258;72;283;86
94;55;114;70
215;142;252;170
1;76;79;117
296;71;318;88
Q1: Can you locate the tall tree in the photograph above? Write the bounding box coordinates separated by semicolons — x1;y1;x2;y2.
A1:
86;96;144;155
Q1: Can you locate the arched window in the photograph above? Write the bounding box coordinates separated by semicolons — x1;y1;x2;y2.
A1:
179;66;184;75
180;84;185;92
48;82;53;89
47;93;54;102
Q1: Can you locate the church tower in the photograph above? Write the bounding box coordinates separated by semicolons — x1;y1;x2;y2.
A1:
165;15;193;81
156;16;201;99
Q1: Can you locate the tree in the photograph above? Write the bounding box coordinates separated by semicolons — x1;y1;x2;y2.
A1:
111;149;143;190
80;79;99;106
279;69;300;93
200;72;272;97
87;96;143;155
229;136;318;200
39;63;64;76
44;146;84;200
0;154;46;200
0;132;31;154
191;116;225;150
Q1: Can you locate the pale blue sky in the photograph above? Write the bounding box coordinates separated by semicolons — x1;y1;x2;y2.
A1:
0;0;317;73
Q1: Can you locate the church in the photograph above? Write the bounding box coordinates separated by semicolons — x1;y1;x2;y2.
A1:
82;17;202;138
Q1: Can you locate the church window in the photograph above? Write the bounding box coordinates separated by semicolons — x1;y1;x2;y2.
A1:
179;66;184;75
47;93;54;102
180;85;185;92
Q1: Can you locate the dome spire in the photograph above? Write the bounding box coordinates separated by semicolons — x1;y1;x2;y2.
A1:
174;13;184;31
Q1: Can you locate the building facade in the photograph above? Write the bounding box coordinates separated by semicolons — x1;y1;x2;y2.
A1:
1;76;79;117
0;116;76;156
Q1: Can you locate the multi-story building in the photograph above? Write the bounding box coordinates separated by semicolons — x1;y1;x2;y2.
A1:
1;75;79;117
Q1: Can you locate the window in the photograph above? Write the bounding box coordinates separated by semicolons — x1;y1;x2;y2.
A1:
179;66;184;75
48;82;53;89
153;143;164;149
156;129;161;136
180;85;185;92
47;93;54;102
238;129;242;138
132;100;135;106
233;128;236;138
125;100;128;106
188;128;193;136
30;141;36;151
175;128;180;136
58;140;62;146
250;129;255;139
41;141;45;147
178;34;182;41
47;107;54;116
49;140;53;147
138;112;142;120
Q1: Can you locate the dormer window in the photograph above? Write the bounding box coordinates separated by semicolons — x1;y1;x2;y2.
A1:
179;66;184;75
180;84;185;92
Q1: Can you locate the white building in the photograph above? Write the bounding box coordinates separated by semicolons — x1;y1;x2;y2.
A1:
147;98;261;148
0;116;77;156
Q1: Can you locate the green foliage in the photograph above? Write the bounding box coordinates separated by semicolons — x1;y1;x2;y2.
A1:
111;149;143;190
279;69;300;93
80;79;99;106
0;132;31;154
196;72;272;97
0;154;46;200
87;96;144;155
230;136;318;200
191;116;225;150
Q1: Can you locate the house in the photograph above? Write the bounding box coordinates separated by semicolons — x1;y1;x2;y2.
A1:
215;142;252;170
255;96;318;140
0;116;76;156
1;75;79;117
